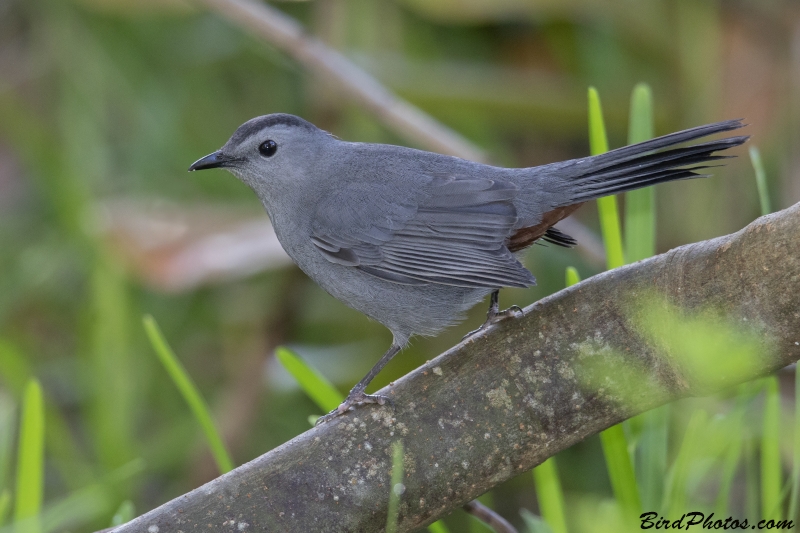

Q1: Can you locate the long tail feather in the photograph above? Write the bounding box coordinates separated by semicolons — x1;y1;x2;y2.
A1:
556;119;748;204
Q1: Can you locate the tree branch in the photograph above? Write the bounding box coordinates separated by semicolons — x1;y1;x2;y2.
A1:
108;203;800;533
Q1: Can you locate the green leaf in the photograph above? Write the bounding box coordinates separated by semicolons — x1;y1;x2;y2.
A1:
634;296;768;518
624;83;656;263
663;409;708;517
32;459;145;533
634;297;762;392
587;87;610;155
0;490;10;527
532;458;568;533
790;367;800;523
627;83;655;146
386;440;404;533
14;379;45;533
761;376;782;520
587;87;639;520
0;340;32;395
110;500;135;527
714;390;748;516
0;394;14;496
565;267;581;288
636;405;668;513
521;508;555;533
427;520;451;533
275;347;343;413
599;426;641;520
88;257;135;470
749;146;771;216
142;315;234;474
587;87;625;270
744;427;759;520
624;83;667;512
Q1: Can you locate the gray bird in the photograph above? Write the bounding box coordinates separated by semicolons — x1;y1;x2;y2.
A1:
189;114;747;422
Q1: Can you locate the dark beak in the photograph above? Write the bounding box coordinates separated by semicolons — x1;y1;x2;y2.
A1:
188;150;228;171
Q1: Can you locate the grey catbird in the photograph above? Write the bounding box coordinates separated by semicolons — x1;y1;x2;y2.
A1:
189;114;747;422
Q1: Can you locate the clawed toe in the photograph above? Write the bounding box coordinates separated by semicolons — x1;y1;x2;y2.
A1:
315;391;393;425
493;305;523;321
463;303;524;340
358;392;394;409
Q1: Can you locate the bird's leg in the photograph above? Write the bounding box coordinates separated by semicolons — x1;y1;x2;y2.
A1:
463;290;523;339
485;290;524;320
316;343;401;425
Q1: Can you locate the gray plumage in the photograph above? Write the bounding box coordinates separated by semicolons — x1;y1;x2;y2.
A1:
189;114;747;418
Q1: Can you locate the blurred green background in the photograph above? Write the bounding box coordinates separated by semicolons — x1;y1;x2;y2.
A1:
0;0;797;531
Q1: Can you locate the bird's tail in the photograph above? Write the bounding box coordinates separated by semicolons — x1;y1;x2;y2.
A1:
552;119;748;205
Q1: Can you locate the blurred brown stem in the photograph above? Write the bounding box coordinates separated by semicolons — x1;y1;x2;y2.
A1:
106;203;800;531
191;0;488;163
463;500;518;533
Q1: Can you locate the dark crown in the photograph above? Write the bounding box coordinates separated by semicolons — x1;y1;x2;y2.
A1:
229;114;316;146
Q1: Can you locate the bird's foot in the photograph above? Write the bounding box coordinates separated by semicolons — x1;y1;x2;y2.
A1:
490;304;524;321
463;301;524;340
315;390;394;425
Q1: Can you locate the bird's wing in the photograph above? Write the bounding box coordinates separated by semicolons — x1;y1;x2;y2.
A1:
310;174;536;288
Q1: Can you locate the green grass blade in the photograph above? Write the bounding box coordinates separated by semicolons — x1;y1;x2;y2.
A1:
386;440;404;533
31;459;145;533
625;83;667;512
599;426;641;519
88;258;135;470
427;520;451;533
532;458;568;533
0;394;14;496
566;268;581;288
0;341;33;395
588;87;625;269
714;391;748;516
744;431;759;521
0;342;90;494
110;500;135;527
14;379;44;533
664;409;708;517
624;83;655;263
761;376;782;520
0;490;10;527
627;83;654;146
275;347;343;413
790;365;800;524
521;508;556;533
587;87;610;156
749;146;771;216
587;87;640;520
142;315;234;474
750;148;781;521
565;267;581;288
637;406;668;513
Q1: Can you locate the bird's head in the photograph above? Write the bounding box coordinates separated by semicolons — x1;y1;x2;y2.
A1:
188;113;334;196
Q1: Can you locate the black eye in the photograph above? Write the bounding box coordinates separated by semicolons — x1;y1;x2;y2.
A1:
258;140;277;157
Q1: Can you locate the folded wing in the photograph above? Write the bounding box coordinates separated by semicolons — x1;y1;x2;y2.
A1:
310;175;536;289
